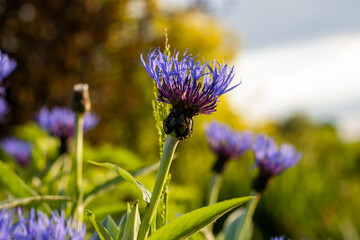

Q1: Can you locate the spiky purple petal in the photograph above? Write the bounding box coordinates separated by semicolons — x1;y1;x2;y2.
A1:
0;208;85;239
141;48;239;115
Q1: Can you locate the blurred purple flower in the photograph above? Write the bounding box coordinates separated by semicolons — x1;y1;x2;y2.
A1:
37;107;99;139
0;97;9;120
1;138;32;167
206;121;252;159
0;50;17;94
0;208;85;240
0;50;17;81
141;48;239;116
271;237;285;240
252;135;301;176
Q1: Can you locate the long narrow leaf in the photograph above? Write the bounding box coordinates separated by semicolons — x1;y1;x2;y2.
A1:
92;215;119;240
223;208;253;240
117;206;129;240
0;161;37;198
123;201;141;240
88;161;152;203
148;197;254;240
84;162;159;206
86;209;113;240
0;195;74;210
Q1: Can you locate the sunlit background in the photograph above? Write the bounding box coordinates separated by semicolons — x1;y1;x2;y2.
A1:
1;0;360;239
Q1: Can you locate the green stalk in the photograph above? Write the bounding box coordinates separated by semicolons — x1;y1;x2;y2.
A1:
206;172;222;231
74;113;84;226
206;173;223;206
137;135;179;240
236;191;260;240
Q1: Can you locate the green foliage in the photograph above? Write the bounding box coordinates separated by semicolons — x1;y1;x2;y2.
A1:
147;197;253;240
84;162;159;206
123;201;141;240
86;209;114;240
223;208;254;240
0;161;37;198
88;161;152;203
0;195;73;210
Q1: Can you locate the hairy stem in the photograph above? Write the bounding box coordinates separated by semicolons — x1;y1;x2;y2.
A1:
137;135;179;240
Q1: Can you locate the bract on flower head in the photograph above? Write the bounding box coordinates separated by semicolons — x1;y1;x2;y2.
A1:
37;107;99;139
1;138;32;167
141;48;239;140
0;208;85;239
251;134;301;192
205;121;252;173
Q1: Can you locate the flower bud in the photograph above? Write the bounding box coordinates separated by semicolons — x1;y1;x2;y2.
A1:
163;108;193;141
71;83;91;114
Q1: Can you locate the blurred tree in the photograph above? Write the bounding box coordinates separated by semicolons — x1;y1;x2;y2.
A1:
0;0;238;157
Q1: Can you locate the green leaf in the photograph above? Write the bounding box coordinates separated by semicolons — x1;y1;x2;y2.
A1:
90;215;119;240
0;161;37;197
123;201;141;240
117;208;129;240
86;209;113;240
88;161;152;203
223;208;253;240
147;197;253;240
0;195;74;210
84;162;159;206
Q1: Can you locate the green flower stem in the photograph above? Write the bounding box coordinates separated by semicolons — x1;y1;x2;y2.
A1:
206;172;222;231
237;191;260;239
138;135;179;240
206;172;223;206
74;113;84;226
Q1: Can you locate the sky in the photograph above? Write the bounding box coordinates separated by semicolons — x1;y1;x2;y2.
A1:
210;0;360;140
160;0;360;140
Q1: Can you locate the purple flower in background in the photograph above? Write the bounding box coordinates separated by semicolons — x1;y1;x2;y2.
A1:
0;97;9;120
141;48;239;140
1;138;32;167
37;107;99;139
205;121;252;173
141;48;238;115
271;237;286;240
0;50;17;95
0;50;17;81
251;135;301;192
0;208;85;239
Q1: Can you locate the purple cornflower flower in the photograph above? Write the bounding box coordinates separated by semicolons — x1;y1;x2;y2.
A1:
0;208;85;240
271;237;286;240
251;135;301;193
141;49;239;140
37;107;99;139
37;107;99;154
205;121;252;173
0;97;9;120
0;51;17;81
0;50;17;93
1;138;32;167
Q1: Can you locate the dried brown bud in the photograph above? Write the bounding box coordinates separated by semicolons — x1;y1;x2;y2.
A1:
72;83;91;114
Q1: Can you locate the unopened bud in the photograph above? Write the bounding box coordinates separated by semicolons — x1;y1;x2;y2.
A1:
163;108;193;141
72;83;91;114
